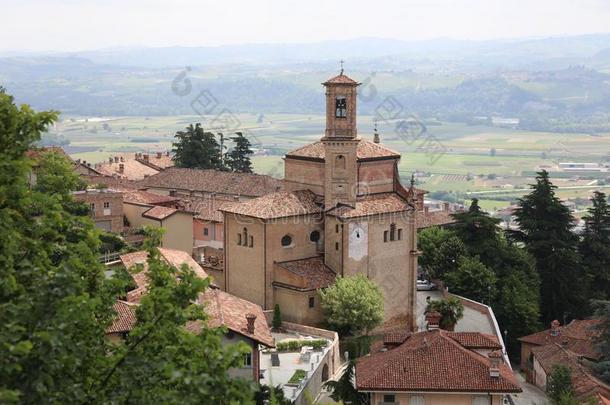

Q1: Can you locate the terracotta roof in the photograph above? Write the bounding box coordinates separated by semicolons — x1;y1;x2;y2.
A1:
327;193;413;219
181;196;239;222
120;248;208;302
274;256;336;291
122;189;181;206
96;159;160;181
447;332;502;350
323;73;359;85
26;147;72;161
286;139;400;161
356;329;521;393
142;205;178;220
221;190;321;220
107;300;137;334
138;168;283;198
519;319;602;360
136;154;174;170
416;210;456;229
532;343;610;401
81;175;140;189
188;288;274;347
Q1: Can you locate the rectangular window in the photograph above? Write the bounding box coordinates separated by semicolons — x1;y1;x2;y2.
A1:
89;203;95;212
308;296;315;308
335;96;347;118
203;228;209;236
103;202;110;208
410;395;424;405
335;224;339;233
249;236;253;248
335;242;339;251
398;229;403;241
383;394;396;403
237;233;242;245
243;352;252;367
384;230;388;242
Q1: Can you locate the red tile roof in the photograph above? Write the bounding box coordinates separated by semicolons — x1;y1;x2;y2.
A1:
286;139;400;161
107;300;137;334
274;256;336;291
188;288;274;347
136;154;174;170
138;168;283;198
446;332;502;350
323;73;359;85
221;190;321;220
327;193;414;219
121;189;181;205
356;329;521;393
416;210;456;229
181;196;239;222
142;205;178;220
532;343;610;401
96;159;160;181
519;319;602;360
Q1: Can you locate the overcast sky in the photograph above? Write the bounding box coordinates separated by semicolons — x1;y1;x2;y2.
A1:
2;0;610;52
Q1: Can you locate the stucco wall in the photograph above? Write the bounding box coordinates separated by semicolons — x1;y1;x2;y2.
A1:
160;212;193;254
284;158;324;194
370;392;503;405
358;160;396;195
274;288;324;326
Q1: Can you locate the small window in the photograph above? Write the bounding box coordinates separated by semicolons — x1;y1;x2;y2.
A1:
243;352;252;367
335;96;347;118
249;236;254;248
335;224;339;233
281;234;293;247
410;395;424;405
310;230;320;243
383;394;396;403
203;228;209;236
397;228;403;241
103;202;110;209
335;242;339;251
89;203;95;212
237;233;242;245
390;223;396;241
308;296;315;308
384;230;388;242
335;154;346;169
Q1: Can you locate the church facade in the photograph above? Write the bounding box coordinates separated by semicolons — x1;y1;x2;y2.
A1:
221;71;420;331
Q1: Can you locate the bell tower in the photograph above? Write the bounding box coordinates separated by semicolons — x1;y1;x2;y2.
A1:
322;66;360;208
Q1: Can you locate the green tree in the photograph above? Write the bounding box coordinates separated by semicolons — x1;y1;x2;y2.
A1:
33;149;86;194
254;384;291;405
426;297;464;330
546;365;574;404
324;361;369;405
320;274;383;336
446;256;497;304
418;227;466;279
580;191;610;299
272;304;282;330
226;132;253;173
512;170;584;322
589;300;610;383
172;123;222;170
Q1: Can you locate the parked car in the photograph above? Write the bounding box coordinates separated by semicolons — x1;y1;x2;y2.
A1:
417;280;437;291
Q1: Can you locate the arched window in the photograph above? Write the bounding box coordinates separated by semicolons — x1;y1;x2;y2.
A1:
281;234;293;247
335;154;346;170
335;96;347;118
310;230;321;243
390;223;396;241
243;228;248;246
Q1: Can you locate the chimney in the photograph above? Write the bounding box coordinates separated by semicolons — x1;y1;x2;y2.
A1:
233;195;240;202
114;156;119;163
373;132;380;144
245;313;256;334
443;202;450;212
156;152;162;159
550;320;561;336
109;157;113;164
425;310;441;330
120;156;124;162
165;151;170;156
488;350;502;378
143;154;149;162
424;206;429;213
118;163;124;173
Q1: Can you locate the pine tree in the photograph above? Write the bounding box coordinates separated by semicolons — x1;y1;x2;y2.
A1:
225;132;253;173
172;123;222;170
512;170;584;322
580;191;610;299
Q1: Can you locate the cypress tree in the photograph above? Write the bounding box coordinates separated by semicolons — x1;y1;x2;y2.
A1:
580;191;610;299
225;132;253;173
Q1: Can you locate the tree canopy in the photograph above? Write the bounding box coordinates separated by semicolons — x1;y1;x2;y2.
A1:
225;132;253;173
172;123;222;170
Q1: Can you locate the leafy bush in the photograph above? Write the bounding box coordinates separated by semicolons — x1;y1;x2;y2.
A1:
287;369;307;385
276;339;327;352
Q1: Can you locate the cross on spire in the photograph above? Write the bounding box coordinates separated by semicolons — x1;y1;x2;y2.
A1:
340;59;344;75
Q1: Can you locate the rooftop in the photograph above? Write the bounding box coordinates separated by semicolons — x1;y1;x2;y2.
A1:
416;209;456;229
519;319;602;360
285;139;400;161
221;190;321;220
138;167;283;198
180;196;239;222
274;256;336;291
322;72;360;85
356;329;521;393
327;192;414;219
121;189;181;206
96;158;160;181
107;300;137;334
141;205;179;220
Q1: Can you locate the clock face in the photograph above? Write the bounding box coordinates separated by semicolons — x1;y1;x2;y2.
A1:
352;227;363;240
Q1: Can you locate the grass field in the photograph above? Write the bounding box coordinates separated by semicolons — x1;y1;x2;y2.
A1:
50;114;610;212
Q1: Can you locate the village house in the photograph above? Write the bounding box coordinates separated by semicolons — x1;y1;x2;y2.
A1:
355;328;521;405
519;319;609;403
108;247;274;382
220;71;421;332
73;188;124;232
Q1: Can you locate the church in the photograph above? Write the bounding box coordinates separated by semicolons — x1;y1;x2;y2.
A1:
221;71;421;332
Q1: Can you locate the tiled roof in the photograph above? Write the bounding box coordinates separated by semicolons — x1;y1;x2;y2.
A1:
121;189;181;206
221;190;321;220
447;332;502;350
519;319;602;360
356;329;521;393
107;300;137;333
81;175;140;189
138;168;283;198
274;256;336;291
120;248;208;302
532;343;610;401
323;73;359;85
416;210;456;229
286;139;400;161
180;196;239;222
142;205;178;220
327;193;413;219
96;159;160;181
188;288;274;347
136;154;174;170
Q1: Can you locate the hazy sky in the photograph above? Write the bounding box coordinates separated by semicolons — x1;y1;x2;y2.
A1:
2;0;610;52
